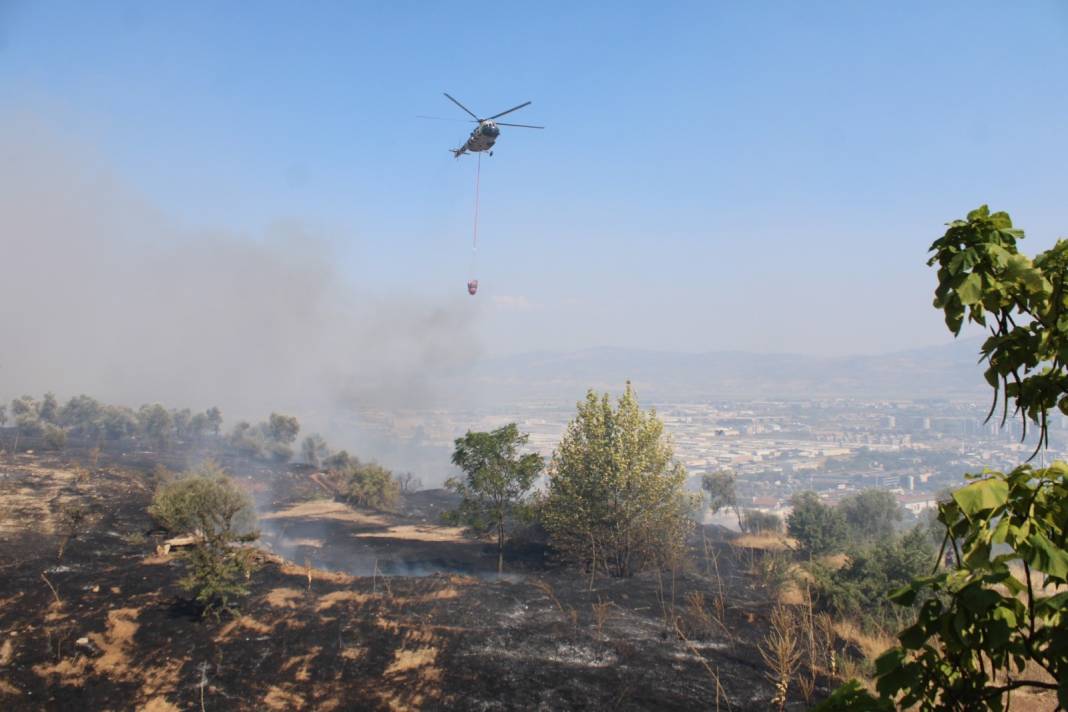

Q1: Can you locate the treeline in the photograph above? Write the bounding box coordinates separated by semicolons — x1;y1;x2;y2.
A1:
0;393;224;453
1;392;418;512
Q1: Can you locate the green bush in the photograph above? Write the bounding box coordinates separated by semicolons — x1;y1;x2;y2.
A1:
329;458;400;512
811;526;933;629
741;508;782;534
787;492;847;557
43;424;67;451
149;461;258;618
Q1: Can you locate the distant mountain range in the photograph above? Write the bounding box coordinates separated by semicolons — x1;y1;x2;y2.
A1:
468;338;989;403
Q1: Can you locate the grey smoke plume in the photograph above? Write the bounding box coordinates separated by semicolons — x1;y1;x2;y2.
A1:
0;113;480;436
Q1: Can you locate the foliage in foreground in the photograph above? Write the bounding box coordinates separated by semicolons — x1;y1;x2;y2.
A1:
541;382;695;577
826;206;1068;709
444;423;544;573
875;466;1067;709
149;461;259;618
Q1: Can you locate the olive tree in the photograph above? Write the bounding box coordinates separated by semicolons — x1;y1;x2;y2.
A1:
445;424;543;574
205;406;223;437
10;395;41;452
267;413;299;445
301;434;330;468
542;383;695;578
39;392;59;425
149;461;258;618
137;403;174;451
702;470;741;528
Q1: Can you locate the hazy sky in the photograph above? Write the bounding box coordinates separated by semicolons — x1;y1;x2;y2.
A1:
2;1;1067;358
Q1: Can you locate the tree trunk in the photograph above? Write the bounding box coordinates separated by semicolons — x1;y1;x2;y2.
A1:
497;517;504;574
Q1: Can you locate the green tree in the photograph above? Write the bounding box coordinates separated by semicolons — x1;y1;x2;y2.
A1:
206;406;223;437
445;424;544;574
0;404;7;429
787;492;847;558
702;470;742;528
43;424;67;451
267;413;299;445
59;395;104;440
301;434;330;468
171;408;192;441
137;403;174;451
188;412;210;441
741;508;783;534
100;405;137;441
541;383;695;578
11;395;41;451
839;489;903;545
831;206;1068;709
39;392;59;425
148;461;258;619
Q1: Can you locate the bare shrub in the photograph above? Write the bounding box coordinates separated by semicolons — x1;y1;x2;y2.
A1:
55;501;91;561
759;606;801;711
752;550;795;603
591;597;611;636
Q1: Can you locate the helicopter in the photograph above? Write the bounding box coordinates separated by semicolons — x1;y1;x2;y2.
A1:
438;93;544;158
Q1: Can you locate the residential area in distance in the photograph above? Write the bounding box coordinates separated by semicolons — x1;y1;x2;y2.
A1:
348;396;1065;526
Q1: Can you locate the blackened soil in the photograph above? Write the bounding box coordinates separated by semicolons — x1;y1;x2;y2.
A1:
0;453;831;711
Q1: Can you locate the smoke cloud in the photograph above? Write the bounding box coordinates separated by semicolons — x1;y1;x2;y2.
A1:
0;113;480;454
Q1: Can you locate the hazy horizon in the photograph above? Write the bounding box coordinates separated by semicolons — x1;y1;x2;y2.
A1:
3;2;1066;422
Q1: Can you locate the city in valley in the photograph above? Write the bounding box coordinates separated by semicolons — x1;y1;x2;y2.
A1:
351;397;1063;524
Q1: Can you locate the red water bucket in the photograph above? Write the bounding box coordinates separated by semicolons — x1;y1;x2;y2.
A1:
467;280;478;296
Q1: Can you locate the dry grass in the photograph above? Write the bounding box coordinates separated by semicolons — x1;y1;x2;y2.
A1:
833;619;895;664
591;598;612;636
0;640;13;666
731;532;797;551
260;500;388;526
0;678;23;698
0;463;81;535
277;561;355;585
354;524;468;543
33;607;142;685
263;685;306;711
316;590;373;611
215;616;274;642
264;588;303;609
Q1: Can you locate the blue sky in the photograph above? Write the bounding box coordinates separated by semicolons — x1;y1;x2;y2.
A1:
3;1;1068;357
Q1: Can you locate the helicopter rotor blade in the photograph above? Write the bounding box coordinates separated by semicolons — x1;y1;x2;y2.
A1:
443;93;481;121
416;115;478;122
486;101;532;120
496;122;544;129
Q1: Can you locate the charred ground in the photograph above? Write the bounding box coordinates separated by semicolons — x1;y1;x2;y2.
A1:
1;449;833;711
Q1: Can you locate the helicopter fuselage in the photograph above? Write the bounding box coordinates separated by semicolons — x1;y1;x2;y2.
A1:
454;120;500;157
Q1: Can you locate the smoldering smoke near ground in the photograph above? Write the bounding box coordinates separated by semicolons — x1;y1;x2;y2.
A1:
0;113;480;442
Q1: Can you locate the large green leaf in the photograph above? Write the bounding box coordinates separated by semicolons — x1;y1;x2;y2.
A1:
957;273;983;305
1026;530;1068;580
953;478;1009;518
